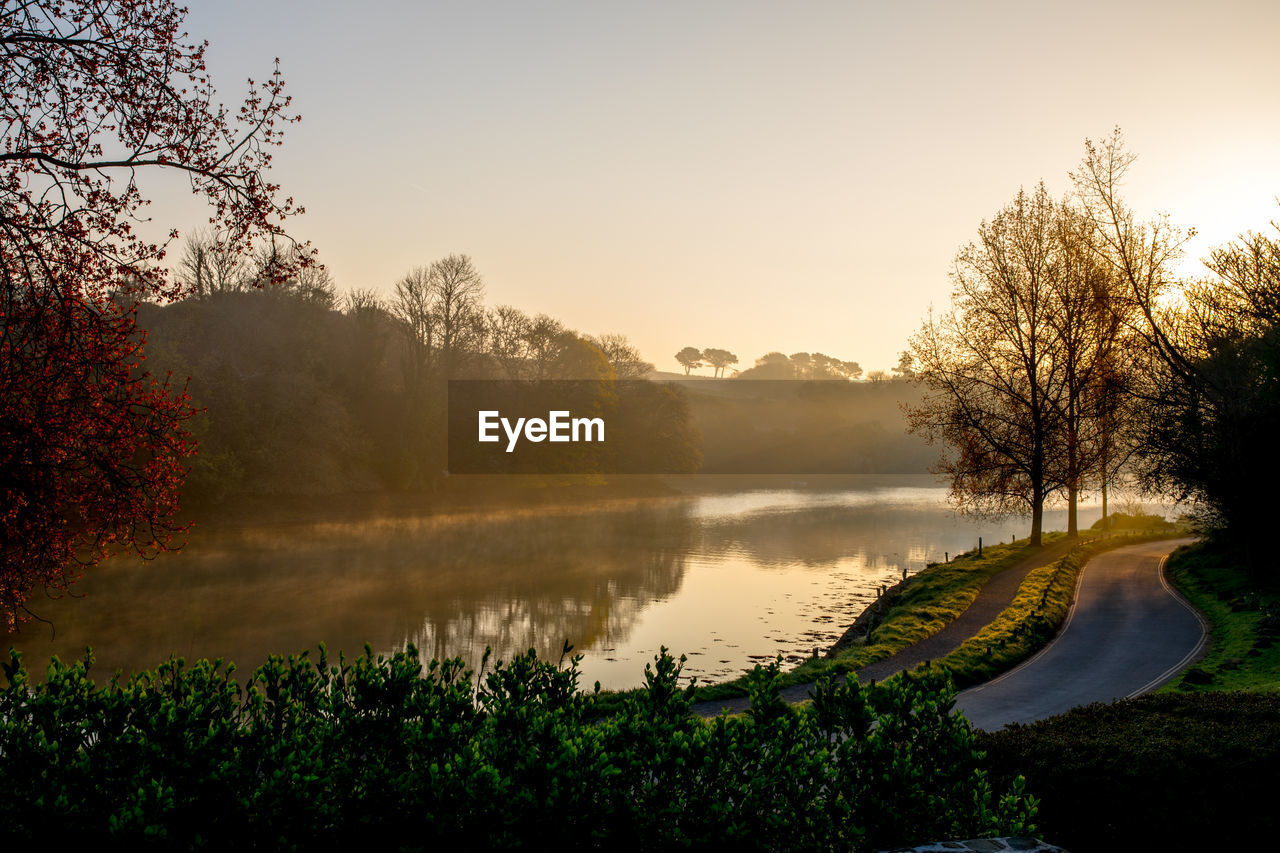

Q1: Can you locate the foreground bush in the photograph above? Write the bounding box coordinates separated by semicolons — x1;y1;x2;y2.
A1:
980;691;1280;850
0;645;1033;850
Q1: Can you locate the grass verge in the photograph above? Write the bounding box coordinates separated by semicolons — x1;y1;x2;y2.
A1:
1161;538;1280;693
927;530;1184;689
696;536;1057;700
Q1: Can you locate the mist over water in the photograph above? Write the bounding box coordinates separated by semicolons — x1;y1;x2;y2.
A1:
4;476;1148;690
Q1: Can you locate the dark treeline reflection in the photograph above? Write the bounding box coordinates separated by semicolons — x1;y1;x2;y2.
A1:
694;500;957;569
2;500;698;681
5;479;1047;687
399;503;697;665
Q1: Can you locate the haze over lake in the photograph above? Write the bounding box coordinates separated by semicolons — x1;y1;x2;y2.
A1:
5;476;1130;690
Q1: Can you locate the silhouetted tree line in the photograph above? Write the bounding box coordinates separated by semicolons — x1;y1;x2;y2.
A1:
909;130;1280;563
737;351;864;380
674;347;867;380
139;246;692;502
674;346;739;376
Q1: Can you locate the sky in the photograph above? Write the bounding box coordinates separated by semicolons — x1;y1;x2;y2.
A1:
152;1;1280;374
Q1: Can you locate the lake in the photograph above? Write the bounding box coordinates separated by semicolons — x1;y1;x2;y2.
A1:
2;476;1122;690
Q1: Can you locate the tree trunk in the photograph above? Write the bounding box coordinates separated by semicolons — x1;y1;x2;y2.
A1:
1066;385;1079;538
1030;485;1044;547
1101;480;1108;527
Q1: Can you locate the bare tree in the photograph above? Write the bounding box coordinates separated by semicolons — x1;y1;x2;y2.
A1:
519;314;570;380
342;288;388;319
391;265;435;387
587;333;655;378
1075;136;1280;562
1070;131;1204;527
177;229;248;296
390;254;486;380
1071;129;1193;376
486;304;534;379
907;185;1065;546
252;242;336;306
1046;205;1132;534
429;254;486;376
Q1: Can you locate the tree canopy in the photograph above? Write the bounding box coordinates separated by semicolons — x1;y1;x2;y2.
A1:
1073;132;1280;566
0;0;305;626
906;182;1130;545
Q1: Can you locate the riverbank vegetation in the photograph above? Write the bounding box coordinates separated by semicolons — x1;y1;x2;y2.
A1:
139;272;701;503
0;645;1036;851
679;537;1044;705
0;1;306;630
1163;539;1280;692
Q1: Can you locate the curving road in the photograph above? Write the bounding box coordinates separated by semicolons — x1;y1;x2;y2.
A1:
955;537;1206;731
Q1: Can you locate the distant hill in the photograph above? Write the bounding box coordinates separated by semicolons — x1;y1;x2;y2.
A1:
666;379;936;475
644;370;717;381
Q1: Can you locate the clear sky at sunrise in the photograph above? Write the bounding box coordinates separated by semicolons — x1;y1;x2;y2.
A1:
157;1;1280;373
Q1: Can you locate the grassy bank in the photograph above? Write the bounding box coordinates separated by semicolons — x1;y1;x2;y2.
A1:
976;534;1280;850
691;536;1051;703
697;528;1186;701
1162;538;1280;692
930;531;1183;689
590;538;1045;715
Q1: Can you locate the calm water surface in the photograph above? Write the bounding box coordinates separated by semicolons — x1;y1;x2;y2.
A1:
3;476;1117;690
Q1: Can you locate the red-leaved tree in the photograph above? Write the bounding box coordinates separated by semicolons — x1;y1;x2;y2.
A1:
1;0;306;627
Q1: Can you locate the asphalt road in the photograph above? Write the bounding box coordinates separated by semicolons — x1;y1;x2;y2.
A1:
954;537;1205;731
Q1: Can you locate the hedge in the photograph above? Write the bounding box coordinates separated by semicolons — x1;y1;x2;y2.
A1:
2;644;1036;850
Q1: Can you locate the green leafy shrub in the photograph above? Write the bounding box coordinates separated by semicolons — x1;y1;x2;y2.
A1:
1;644;1034;850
